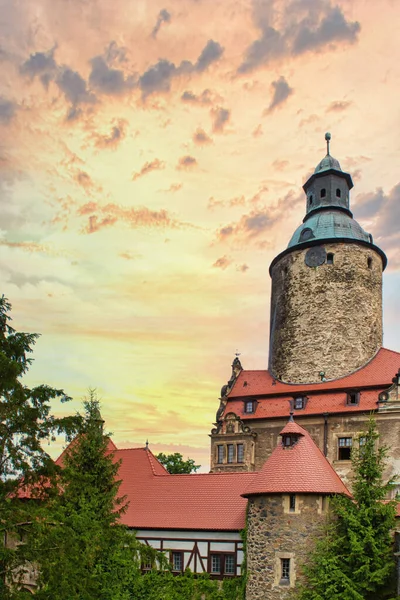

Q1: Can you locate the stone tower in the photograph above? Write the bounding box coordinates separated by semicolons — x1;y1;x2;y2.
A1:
243;417;351;599
269;133;387;384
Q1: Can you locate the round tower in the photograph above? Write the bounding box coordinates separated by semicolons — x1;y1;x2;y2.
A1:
269;134;387;384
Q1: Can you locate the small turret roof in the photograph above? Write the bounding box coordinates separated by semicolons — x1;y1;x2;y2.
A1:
314;153;342;174
242;419;351;498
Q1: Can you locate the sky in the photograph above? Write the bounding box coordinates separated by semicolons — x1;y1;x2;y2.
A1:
1;0;400;470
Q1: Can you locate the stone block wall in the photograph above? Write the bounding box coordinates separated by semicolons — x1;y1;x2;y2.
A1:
269;242;383;383
246;494;327;600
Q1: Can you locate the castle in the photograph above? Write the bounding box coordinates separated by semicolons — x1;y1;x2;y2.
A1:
17;135;400;597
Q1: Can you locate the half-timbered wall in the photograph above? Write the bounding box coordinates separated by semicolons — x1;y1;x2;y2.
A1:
135;530;243;577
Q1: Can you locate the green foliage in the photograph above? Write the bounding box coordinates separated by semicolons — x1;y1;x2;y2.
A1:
25;391;144;600
155;452;200;474
129;569;243;600
296;417;397;600
0;296;81;598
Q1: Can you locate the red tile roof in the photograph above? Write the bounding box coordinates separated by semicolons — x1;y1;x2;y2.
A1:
116;448;253;530
225;389;382;420
242;420;351;498
228;348;400;399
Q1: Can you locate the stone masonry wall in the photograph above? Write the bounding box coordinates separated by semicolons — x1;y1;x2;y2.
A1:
269;242;383;383
246;494;326;600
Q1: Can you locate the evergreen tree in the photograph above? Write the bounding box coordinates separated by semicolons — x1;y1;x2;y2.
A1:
0;296;80;598
297;417;397;600
28;391;145;599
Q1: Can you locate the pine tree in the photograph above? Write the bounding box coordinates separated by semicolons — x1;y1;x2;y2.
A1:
28;391;145;600
0;296;80;598
297;417;397;600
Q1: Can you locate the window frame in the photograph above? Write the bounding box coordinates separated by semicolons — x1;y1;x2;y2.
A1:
326;252;334;265
227;444;235;463
171;550;184;573
338;437;352;461
280;557;291;585
237;443;244;464
217;445;224;464
209;552;236;577
244;400;255;414
347;391;360;406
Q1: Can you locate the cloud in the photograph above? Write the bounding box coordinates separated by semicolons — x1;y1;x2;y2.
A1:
132;159;165;181
326;100;352;112
193;128;213;145
292;6;361;54
211;107;230;133
272;159;289;171
212;255;232;270
152;9;171;38
216;190;302;244
94;120;127;149
236;263;249;272
163;183;182;193
265;76;293;112
20;48;57;86
74;171;102;193
238;2;360;74
194;40;224;72
177;155;197;170
56;67;96;106
138;40;224;98
89;56;134;95
0;97;18;124
181;89;215;105
78;202;187;234
252;124;263;137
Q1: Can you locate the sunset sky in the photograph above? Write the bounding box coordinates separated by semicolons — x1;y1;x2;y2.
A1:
1;0;400;469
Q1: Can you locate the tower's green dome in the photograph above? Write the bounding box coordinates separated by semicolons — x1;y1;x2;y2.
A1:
314;154;341;174
287;209;372;249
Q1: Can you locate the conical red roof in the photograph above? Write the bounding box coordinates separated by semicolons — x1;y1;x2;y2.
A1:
242;419;351;497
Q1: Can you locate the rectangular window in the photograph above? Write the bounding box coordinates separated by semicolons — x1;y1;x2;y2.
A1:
244;401;254;414
280;558;290;583
227;444;234;463
289;494;296;512
347;392;359;405
294;397;304;410
237;443;244;463
171;551;183;572
224;555;235;575
211;554;221;574
217;445;224;464
338;437;352;460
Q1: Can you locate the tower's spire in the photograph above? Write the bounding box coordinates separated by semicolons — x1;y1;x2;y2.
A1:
325;131;331;155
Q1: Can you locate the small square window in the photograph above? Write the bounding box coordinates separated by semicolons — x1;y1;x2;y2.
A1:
227;444;234;463
211;554;221;574
172;551;183;572
237;443;244;463
347;392;359;405
338;437;352;460
280;558;290;584
327;253;334;265
217;445;224;464
244;401;255;414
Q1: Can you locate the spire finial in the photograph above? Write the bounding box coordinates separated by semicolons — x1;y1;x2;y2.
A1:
145;439;149;449
289;399;294;421
325;132;331;155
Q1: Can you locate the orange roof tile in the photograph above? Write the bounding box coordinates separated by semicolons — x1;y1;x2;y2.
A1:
242;421;351;497
116;447;253;530
228;348;400;399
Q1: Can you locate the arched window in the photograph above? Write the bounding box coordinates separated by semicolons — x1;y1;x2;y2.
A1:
336;188;341;198
320;188;326;198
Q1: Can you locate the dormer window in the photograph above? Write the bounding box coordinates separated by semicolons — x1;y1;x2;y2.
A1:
294;397;306;410
347;391;360;406
244;400;255;414
299;228;314;242
320;188;326;198
282;434;299;447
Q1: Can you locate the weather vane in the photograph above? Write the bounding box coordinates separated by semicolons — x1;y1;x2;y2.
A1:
325;131;331;155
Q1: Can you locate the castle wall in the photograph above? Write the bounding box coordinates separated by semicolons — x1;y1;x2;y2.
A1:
246;494;326;599
269;242;383;383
